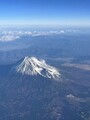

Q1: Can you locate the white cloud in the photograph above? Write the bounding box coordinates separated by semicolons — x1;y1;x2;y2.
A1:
0;35;20;42
0;28;77;42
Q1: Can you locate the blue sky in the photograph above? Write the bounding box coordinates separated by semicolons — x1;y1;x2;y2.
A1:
0;0;90;25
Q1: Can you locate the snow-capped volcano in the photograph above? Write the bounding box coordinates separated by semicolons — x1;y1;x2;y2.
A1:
16;56;60;79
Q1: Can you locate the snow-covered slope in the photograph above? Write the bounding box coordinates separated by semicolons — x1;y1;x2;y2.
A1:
16;56;60;79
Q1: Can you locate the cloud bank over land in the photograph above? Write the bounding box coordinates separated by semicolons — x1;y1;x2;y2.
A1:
0;26;82;42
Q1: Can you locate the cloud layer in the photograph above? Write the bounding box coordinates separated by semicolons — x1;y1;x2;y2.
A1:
0;26;80;42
